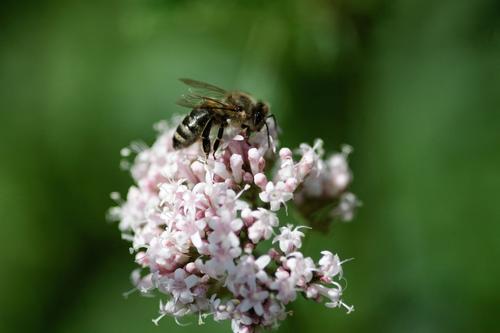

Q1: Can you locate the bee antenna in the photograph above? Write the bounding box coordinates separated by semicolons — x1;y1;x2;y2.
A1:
266;114;278;133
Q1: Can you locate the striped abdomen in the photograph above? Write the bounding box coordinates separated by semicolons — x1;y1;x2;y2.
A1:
173;108;211;149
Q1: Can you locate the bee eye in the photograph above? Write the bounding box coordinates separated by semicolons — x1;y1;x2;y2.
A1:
253;108;264;126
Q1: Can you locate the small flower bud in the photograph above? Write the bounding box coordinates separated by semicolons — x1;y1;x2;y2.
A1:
254;173;268;190
279;147;293;159
248;148;263;175
185;262;197;274
230;154;244;183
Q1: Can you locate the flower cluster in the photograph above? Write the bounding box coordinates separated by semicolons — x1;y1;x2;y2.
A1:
109;118;358;332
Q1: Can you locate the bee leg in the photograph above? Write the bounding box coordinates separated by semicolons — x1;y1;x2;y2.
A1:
264;121;272;149
266;114;278;131
265;115;277;152
240;124;249;138
202;119;213;158
212;123;226;158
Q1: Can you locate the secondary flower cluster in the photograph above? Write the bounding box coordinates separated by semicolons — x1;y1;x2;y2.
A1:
109;118;358;333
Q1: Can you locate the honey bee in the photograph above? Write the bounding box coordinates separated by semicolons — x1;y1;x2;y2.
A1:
173;78;275;157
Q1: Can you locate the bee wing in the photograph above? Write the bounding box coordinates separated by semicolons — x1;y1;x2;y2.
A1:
176;93;236;111
176;93;204;108
179;78;227;96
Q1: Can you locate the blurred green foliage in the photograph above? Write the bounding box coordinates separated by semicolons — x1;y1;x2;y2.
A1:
1;0;499;332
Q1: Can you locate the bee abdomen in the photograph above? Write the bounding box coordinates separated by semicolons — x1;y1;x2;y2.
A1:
173;108;211;149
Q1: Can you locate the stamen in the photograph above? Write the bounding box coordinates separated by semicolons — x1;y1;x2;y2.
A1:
152;313;166;326
236;184;251;200
340;301;354;314
122;287;137;299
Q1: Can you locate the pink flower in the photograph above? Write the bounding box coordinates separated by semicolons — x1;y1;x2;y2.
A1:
273;225;307;254
159;268;200;304
110;114;358;333
146;231;189;273
203;240;241;277
130;269;154;294
248;209;278;243
226;255;271;294
326;146;352;195
270;270;297;304
239;286;269;316
331;192;360;221
285;252;316;285
318;251;343;279
259;181;293;211
175;215;206;249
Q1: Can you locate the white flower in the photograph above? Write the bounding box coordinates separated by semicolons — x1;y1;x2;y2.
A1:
295;139;324;182
259;181;293;211
318;251;343;279
311;282;353;313
285;252;316;284
331;192;360;221
326;152;352;195
273;225;307;254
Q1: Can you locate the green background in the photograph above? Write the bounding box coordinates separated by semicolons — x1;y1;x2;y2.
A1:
1;0;499;332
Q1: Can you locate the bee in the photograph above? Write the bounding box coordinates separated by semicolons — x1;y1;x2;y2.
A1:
173;78;275;157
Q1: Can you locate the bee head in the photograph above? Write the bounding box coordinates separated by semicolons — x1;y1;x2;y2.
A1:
251;101;270;131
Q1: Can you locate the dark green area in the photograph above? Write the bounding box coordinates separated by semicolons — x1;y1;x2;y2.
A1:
1;0;499;332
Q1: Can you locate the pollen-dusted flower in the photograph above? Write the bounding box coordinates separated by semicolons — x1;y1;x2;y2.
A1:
110;115;359;333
